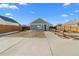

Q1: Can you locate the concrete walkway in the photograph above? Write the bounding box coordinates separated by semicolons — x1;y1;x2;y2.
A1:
0;31;79;56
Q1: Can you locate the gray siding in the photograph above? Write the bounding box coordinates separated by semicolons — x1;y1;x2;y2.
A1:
30;18;50;31
30;23;49;31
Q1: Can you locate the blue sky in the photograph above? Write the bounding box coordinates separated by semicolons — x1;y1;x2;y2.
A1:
0;3;79;25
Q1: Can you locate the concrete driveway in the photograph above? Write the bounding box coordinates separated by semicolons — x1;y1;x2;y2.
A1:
0;30;79;56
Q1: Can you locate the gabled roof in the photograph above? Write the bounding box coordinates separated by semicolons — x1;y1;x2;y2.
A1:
0;15;18;23
30;18;49;24
63;19;79;25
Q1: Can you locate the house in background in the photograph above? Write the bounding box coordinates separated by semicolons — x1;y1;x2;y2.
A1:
30;18;50;31
56;19;79;32
0;15;22;33
63;19;79;26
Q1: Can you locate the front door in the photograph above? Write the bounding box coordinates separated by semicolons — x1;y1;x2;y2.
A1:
44;25;46;31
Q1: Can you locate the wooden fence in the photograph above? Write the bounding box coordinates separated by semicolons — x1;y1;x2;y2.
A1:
0;24;22;33
56;26;79;32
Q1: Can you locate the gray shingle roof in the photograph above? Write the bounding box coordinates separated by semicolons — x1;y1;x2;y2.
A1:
63;19;79;25
30;18;48;24
0;15;18;23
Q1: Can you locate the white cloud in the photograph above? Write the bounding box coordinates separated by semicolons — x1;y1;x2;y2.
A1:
31;11;35;14
9;17;13;18
65;19;69;22
70;13;74;15
61;13;74;17
75;10;79;12
5;13;12;16
61;14;69;17
0;4;18;9
18;3;28;5
63;3;71;6
5;13;13;19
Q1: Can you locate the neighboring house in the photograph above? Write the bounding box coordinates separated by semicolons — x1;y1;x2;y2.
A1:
63;19;79;26
57;19;79;32
0;15;22;33
30;18;50;31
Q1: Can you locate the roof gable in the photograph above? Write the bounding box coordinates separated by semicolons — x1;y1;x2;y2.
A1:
30;18;48;24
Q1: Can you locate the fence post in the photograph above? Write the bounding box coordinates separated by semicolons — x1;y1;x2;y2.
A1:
54;26;57;34
63;26;65;37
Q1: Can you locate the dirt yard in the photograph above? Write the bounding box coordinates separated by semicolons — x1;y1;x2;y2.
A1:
5;30;46;38
52;31;79;40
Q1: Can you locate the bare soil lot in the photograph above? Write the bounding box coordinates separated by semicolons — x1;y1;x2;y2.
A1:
6;30;46;38
53;31;79;40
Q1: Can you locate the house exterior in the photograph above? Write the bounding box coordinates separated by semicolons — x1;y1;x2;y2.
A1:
63;19;79;26
56;19;79;32
0;15;22;33
30;18;50;31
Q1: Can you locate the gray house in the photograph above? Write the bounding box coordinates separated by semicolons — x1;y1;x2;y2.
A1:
30;18;50;31
63;19;79;26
